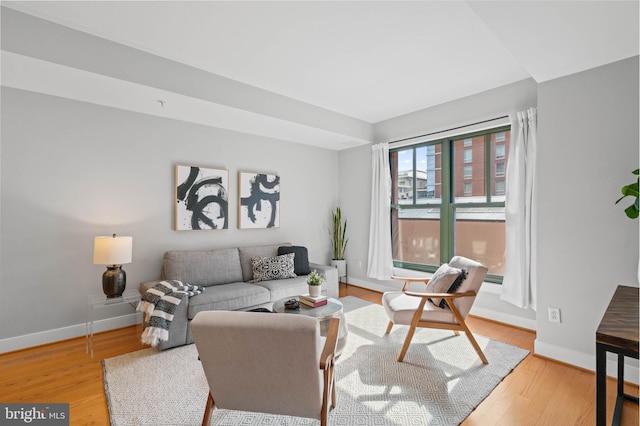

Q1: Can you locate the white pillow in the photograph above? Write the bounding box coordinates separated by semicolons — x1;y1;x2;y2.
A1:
425;263;462;307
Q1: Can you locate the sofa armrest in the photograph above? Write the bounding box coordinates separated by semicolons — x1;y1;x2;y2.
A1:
309;263;339;299
138;279;190;349
139;279;162;296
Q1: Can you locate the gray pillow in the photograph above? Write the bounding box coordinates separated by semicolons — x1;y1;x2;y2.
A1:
251;253;297;282
277;246;310;275
425;263;462;308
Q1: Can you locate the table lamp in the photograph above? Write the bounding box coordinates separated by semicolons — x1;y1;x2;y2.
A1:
93;234;133;298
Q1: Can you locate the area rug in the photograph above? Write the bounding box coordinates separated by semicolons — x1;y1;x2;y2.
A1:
103;296;528;425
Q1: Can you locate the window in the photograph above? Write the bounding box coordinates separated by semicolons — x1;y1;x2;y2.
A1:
464;148;472;163
390;127;510;282
464;165;472;179
495;144;505;159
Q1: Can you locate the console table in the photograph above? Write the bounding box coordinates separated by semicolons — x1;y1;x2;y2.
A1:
596;285;639;425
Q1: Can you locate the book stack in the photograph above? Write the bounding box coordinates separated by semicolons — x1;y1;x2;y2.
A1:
299;294;328;308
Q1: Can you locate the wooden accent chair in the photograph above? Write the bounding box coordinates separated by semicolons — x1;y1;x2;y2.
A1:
382;256;489;364
191;310;339;426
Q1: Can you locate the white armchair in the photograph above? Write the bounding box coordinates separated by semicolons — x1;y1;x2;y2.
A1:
382;256;489;364
191;310;339;426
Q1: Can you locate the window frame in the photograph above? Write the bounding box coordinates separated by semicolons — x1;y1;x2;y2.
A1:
390;125;510;284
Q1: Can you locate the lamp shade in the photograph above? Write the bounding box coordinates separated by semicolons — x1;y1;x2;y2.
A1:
93;235;133;265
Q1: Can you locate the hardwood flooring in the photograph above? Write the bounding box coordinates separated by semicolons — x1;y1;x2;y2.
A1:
0;284;637;425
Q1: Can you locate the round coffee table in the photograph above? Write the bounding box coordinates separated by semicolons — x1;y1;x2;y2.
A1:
272;296;348;356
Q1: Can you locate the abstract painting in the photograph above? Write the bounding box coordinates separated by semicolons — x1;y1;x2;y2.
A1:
175;165;229;230
238;171;280;229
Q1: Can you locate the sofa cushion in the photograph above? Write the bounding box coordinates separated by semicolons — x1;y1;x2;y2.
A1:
251;253;297;282
238;243;289;282
252;275;310;302
163;248;243;287
187;282;270;319
277;245;310;275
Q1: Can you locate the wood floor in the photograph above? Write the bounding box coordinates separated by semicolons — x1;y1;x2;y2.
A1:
0;284;637;425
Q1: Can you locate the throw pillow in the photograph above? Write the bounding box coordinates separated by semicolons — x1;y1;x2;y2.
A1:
437;269;468;309
277;246;311;275
251;253;297;282
425;263;462;307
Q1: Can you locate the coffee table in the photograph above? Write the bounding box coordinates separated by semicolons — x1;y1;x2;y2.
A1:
272;296;348;356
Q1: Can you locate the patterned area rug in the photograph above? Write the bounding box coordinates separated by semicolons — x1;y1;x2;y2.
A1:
103;296;529;425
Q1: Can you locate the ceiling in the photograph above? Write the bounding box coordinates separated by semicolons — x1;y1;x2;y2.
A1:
2;1;639;147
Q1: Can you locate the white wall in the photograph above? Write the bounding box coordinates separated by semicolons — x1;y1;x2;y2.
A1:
535;56;639;374
0;88;339;351
339;57;640;380
342;78;539;329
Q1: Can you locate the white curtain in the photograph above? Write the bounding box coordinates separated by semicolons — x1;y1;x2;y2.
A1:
367;142;394;280
501;108;537;310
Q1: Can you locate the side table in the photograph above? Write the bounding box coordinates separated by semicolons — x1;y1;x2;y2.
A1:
596;285;639;425
86;290;141;358
272;296;348;356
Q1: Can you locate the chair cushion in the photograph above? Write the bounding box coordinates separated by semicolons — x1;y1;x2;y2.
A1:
382;291;455;325
425;263;462;307
251;253;297;282
277;245;311;275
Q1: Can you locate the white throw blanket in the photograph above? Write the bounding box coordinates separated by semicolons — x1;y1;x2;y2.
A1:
137;280;204;347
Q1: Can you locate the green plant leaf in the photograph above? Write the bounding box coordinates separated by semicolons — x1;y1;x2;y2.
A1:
615;169;640;219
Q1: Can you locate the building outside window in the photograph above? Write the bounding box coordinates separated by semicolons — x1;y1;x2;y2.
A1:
390;127;511;282
496;144;506;159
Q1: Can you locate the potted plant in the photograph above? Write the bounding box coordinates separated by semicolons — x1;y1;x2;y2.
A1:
306;270;324;297
330;206;348;277
615;168;639;284
615;169;639;219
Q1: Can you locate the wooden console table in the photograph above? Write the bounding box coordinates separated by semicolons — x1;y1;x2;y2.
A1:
596;285;639;425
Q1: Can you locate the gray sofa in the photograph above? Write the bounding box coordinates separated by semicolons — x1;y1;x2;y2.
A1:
140;243;339;350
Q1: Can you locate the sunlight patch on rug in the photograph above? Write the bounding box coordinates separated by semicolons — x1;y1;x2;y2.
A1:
103;296;528;425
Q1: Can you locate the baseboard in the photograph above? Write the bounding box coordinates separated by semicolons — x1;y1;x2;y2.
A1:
535;338;640;385
0;313;141;354
470;306;537;331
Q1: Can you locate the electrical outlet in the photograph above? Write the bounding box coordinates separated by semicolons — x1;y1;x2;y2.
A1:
357;260;363;269
548;307;561;323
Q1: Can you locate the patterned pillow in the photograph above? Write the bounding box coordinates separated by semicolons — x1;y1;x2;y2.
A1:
425;263;462;308
251;253;297;282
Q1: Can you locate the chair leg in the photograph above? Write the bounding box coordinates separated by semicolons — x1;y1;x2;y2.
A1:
397;325;417;362
464;331;488;364
331;366;337;409
385;321;394;334
202;392;214;426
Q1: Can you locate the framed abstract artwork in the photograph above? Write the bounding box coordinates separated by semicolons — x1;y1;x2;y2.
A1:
175;165;229;230
238;171;280;229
